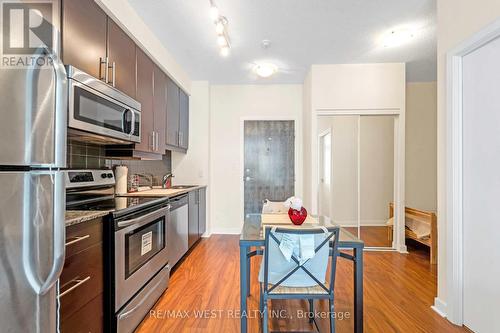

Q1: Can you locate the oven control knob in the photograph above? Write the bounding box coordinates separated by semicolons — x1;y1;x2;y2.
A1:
101;173;107;179
107;173;113;178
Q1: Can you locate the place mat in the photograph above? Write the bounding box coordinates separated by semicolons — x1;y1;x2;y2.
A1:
261;213;318;225
260;214;319;236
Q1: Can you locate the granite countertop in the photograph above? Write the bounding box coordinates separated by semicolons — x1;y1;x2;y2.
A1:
118;185;207;198
65;210;111;227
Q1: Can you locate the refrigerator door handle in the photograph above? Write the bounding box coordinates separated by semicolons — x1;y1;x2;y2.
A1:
23;172;66;295
43;47;68;168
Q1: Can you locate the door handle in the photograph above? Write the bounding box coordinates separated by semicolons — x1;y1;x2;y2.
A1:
65;235;90;247
117;264;170;320
23;172;66;295
31;46;67;167
155;131;160;151
110;61;116;87
117;206;170;228
58;276;91;298
130;110;136;135
151;131;156;151
100;57;109;83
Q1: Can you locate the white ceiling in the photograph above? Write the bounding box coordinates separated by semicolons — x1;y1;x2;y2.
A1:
127;0;436;84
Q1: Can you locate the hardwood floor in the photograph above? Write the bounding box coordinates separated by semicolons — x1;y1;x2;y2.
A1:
137;235;467;333
343;226;393;247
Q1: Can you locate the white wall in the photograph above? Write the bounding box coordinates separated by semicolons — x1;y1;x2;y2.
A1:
96;0;191;93
209;85;303;233
406;82;437;212
436;0;500;317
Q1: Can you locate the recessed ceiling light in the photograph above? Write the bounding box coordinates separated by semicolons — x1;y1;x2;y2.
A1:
380;28;417;48
253;63;278;78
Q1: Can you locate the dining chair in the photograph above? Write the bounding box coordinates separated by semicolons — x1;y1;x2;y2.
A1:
258;226;340;333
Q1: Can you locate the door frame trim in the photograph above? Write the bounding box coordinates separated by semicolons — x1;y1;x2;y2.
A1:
240;117;300;223
317;127;333;219
444;16;500;325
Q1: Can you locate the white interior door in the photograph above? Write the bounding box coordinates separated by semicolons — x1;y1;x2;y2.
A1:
318;130;332;217
462;35;500;333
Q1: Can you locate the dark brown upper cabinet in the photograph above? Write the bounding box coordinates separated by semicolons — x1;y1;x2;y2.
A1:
153;65;167;153
135;47;154;154
165;77;189;152
166;77;180;148
62;0;107;79
107;19;136;98
179;90;189;150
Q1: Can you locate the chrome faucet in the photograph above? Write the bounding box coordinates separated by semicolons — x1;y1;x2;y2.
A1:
162;173;174;189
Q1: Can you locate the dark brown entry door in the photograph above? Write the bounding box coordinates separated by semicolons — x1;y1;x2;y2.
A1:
244;120;295;216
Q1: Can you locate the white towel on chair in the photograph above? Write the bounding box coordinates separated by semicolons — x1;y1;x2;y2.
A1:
278;233;316;265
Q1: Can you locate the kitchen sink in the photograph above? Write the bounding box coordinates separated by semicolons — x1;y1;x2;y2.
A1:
170;185;197;189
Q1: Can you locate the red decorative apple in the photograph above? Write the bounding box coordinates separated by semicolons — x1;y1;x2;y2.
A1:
288;207;307;225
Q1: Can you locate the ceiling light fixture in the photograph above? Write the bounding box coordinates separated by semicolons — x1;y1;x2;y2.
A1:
253;63;278;78
380;28;417;48
209;5;219;21
209;0;231;57
220;46;230;57
217;35;227;47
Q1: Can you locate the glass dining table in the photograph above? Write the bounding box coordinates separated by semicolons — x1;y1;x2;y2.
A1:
239;214;365;333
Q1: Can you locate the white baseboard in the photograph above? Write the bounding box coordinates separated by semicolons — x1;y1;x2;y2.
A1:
337;220;389;227
431;297;447;318
209;227;242;235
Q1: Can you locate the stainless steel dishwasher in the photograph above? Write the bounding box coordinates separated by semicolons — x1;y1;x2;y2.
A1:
167;194;189;268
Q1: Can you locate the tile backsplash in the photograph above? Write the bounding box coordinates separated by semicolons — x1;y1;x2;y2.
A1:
105;151;172;187
67;140;107;169
67;140;172;187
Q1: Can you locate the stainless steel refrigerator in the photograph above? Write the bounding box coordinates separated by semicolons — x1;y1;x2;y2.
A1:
0;48;68;331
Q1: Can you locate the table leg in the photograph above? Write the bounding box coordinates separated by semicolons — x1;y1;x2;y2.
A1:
353;247;364;333
240;244;249;333
247;246;251;297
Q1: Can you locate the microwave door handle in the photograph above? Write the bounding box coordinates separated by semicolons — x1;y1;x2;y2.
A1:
130;110;136;135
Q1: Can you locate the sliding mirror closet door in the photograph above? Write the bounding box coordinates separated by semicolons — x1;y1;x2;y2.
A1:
317;114;397;249
359;115;395;248
317;116;359;235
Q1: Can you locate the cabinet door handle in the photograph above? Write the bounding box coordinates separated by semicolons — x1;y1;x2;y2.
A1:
58;276;91;298
99;57;109;83
179;132;183;146
65;235;90;247
149;132;153;150
155;131;159;151
177;131;180;146
111;61;116;87
152;131;155;151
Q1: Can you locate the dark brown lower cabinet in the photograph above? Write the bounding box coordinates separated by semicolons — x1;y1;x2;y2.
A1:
60;294;103;333
188;188;207;248
60;218;104;333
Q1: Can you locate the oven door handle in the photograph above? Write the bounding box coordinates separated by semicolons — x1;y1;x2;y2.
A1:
117;205;170;228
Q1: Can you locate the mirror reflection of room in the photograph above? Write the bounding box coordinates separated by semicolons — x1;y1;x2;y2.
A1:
317;115;395;248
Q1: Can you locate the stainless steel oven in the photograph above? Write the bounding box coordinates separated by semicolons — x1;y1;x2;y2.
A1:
67;66;141;143
114;203;170;311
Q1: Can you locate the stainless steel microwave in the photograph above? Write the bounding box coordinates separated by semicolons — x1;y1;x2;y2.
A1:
67;66;141;144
